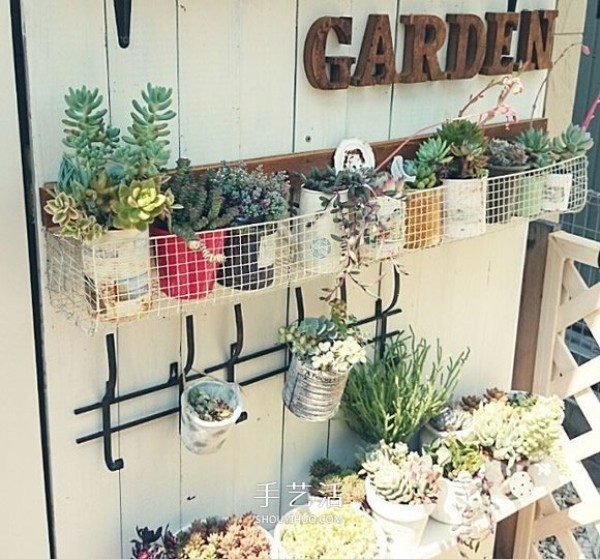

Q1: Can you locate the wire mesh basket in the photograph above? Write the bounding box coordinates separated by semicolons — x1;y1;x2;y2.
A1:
45;156;588;333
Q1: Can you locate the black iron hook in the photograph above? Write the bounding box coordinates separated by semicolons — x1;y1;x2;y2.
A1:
295;287;305;323
340;281;348;304
114;0;132;48
102;334;124;471
183;315;196;379
382;267;401;316
227;304;244;382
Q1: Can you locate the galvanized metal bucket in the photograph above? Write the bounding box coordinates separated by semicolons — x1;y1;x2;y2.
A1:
282;356;349;421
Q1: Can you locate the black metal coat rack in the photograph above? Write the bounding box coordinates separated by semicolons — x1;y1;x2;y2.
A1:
74;271;402;472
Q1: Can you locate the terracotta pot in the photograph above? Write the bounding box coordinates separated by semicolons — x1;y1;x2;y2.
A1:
152;227;225;300
404;187;443;249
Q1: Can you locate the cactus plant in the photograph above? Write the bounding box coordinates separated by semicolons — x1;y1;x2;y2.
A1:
167;158;237;242
551;123;594;161
516;128;554;168
487;138;529;168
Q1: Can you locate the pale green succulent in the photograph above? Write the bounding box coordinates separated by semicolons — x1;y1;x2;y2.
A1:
44;191;105;242
112;177;174;231
403;159;438;190
416;137;453;169
551;124;594;161
426;436;484;481
516;128;554;169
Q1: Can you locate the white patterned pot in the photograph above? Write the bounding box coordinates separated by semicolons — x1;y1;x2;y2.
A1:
282;356;349;422
180;378;243;454
442;177;487;240
361;196;405;262
543;172;573;212
431;477;479;525
365;480;433;549
81;229;151;321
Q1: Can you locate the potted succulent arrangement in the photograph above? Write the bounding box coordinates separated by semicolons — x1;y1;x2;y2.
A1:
514;128;554;217
180;377;243;455
485;139;529;224
361;440;442;549
425;436;486;525
420;404;474;448
279;299;366;421
471;390;565;497
402;137;452;249
308;457;366;507
44;84;176;320
341;331;468;449
131;513;274;559
215;163;290;291
435;120;489;240
152;158;238;299
546;123;594;211
275;504;385;559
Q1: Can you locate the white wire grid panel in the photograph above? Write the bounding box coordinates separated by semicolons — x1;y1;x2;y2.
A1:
46;156;588;333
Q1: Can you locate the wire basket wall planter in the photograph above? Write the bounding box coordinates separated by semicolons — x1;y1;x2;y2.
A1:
45;156;588;333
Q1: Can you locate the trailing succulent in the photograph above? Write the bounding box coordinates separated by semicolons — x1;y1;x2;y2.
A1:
168;158;237;242
486;138;528;168
45;84;176;242
436;120;488;179
361;440;442;504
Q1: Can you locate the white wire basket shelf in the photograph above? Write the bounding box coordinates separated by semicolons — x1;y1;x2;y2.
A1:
45;156;588;334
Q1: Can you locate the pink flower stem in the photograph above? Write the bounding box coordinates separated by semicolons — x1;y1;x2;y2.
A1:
582;92;600;132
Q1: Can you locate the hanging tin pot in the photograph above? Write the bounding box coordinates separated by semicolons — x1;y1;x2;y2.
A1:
180;378;243;455
282;355;350;422
217;220;278;291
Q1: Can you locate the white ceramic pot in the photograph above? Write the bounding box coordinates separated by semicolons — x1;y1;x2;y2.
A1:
442;177;487;240
543;173;572;212
297;187;345;274
431;477;478;525
81;229;151;320
180;378;243;454
365;481;432;549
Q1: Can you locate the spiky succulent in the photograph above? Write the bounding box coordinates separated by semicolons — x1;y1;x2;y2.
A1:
516;128;554;168
112;177;174;231
426;436;485;481
551;124;594;161
168;158;237;242
415;136;453;172
111;84;177;182
187;387;234;422
436;120;488;179
361;440;442;504
487;138;528;168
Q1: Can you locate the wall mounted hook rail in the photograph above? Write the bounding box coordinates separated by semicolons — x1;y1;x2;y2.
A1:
74;273;403;472
114;0;132;48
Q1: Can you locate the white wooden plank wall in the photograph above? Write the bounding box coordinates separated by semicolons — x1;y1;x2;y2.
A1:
19;1;556;557
0;0;49;556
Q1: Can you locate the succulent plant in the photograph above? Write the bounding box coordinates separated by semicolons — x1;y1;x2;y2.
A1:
516;128;554;169
342;332;468;444
178;514;271;559
403;159;438;190
361;440;443;504
487;138;528;168
279;506;382;559
485;387;507;403
187;387;234;422
299;166;340;194
309;457;342;480
426;436;485;481
111;84;177;183
460;394;482;413
130;525;177;559
551;123;594;161
311;472;366;505
167;158;237;242
415;136;453;172
430;405;473;432
112;176;175;231
436;120;488;179
216;163;290;224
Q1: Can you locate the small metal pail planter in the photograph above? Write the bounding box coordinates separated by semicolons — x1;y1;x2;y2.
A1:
282;356;349;422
